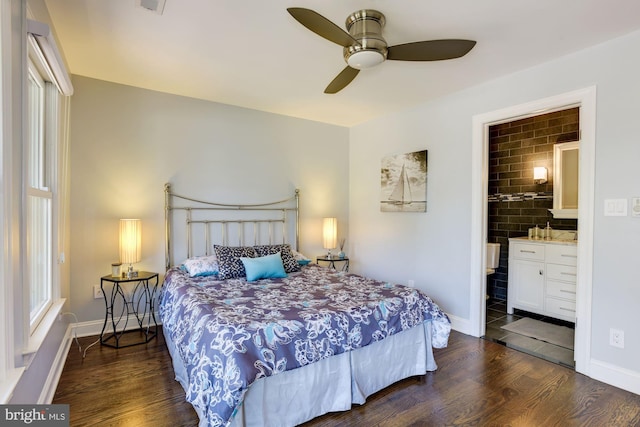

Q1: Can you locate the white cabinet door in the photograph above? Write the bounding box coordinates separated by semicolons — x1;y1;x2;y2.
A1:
508;259;544;314
508;238;577;322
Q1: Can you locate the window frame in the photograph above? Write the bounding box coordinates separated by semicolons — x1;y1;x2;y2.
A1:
21;25;69;360
0;0;26;402
1;4;71;402
26;53;54;334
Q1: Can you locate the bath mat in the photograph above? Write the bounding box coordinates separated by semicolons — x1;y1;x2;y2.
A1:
501;317;574;350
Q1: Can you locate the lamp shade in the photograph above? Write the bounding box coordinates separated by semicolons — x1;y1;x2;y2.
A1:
322;217;337;250
119;219;142;264
533;167;548;184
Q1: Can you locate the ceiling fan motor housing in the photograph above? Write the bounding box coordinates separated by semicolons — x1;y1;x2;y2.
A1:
343;10;387;69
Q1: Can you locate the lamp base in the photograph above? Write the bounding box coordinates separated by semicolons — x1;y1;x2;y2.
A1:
124;264;139;279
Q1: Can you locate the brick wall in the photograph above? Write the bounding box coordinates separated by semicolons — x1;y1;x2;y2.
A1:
487;108;579;301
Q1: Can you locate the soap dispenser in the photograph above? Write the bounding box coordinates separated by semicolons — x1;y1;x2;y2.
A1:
533;224;541;240
545;222;553;240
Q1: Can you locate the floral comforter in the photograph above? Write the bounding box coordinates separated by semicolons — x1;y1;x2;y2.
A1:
159;264;451;427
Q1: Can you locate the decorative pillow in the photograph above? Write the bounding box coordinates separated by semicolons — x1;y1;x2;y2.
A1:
240;252;287;282
214;245;257;279
182;255;219;278
292;249;310;261
253;244;300;273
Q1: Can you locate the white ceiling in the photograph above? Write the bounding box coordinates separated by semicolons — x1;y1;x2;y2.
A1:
43;0;640;127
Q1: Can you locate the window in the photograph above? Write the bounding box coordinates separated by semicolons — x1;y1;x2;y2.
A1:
0;10;72;401
25;17;74;338
26;57;53;332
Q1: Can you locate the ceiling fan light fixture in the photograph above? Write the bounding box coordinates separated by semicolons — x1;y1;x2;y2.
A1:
346;50;385;69
287;7;476;93
343;9;387;70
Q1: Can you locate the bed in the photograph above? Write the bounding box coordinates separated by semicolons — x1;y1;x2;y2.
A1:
159;184;451;427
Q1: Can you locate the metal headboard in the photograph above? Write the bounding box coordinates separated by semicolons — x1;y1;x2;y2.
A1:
164;183;300;270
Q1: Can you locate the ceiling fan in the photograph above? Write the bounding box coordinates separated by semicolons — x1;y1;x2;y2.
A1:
287;7;476;94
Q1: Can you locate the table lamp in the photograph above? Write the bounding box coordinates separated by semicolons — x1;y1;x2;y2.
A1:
119;219;141;278
322;217;337;259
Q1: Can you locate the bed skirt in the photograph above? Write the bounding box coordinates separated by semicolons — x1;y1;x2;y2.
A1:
165;321;437;427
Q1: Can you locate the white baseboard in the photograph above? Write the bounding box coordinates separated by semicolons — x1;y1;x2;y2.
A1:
73;318;107;338
589;358;640;395
73;312;161;338
447;313;473;336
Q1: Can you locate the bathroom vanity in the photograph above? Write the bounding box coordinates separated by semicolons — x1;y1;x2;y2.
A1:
507;236;577;323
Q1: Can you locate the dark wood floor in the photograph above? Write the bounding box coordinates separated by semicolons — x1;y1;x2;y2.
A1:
53;328;640;426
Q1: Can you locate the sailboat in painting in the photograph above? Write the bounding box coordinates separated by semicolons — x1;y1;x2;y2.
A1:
388;163;412;205
380;149;427;212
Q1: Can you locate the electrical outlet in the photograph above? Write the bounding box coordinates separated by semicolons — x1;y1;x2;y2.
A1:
407;279;415;287
93;285;102;299
610;328;624;348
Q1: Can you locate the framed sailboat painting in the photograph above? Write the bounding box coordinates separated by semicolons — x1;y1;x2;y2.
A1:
380;149;427;212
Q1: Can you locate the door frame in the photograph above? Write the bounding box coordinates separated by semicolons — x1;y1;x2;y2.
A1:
469;86;596;375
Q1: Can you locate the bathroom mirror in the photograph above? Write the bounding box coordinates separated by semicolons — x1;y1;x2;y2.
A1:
549;141;579;219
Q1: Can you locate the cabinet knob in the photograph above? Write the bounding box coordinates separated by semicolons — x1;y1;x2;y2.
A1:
539;269;544;275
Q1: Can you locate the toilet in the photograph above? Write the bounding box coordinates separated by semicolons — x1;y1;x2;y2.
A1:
486;243;500;275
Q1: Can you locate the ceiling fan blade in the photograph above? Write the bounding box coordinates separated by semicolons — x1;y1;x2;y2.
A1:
387;39;476;61
324;66;360;94
287;8;360;47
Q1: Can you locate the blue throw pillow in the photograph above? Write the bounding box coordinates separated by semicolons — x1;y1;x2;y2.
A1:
253;244;301;273
240;252;287;282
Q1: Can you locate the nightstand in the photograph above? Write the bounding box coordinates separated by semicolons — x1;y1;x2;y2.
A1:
100;271;159;348
316;256;350;272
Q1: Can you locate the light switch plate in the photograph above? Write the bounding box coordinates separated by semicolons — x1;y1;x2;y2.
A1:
632;198;640;217
604;199;627;216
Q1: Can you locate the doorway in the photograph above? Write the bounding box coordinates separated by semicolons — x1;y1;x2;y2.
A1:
483;109;578;368
469;87;596;375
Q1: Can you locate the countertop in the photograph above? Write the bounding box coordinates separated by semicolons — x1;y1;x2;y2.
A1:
509;236;577;246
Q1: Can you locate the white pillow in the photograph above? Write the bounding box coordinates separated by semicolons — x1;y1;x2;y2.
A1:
182;255;219;277
292;249;310;261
